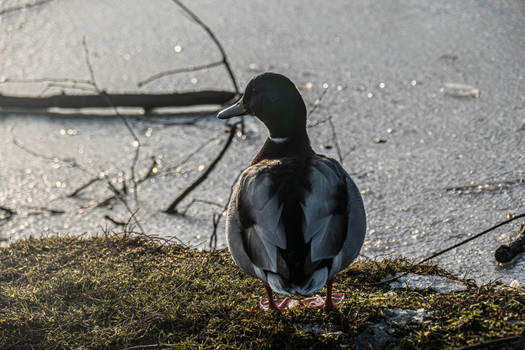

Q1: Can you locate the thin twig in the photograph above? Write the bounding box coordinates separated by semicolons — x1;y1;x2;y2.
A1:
454;334;522;350
0;205;17;223
0;0;54;16
327;116;344;164
377;212;525;285
44;82;98;93
104;215;127;227
170;0;239;94
166;124;238;214
24;206;65;215
0;77;94;86
162;137;217;177
138;61;223;88
137;157;159;184
306;89;329;128
68;177;102;197
178;198;224;216
13;138;91;174
120;343;190;350
82;37;142;204
309;89;328;117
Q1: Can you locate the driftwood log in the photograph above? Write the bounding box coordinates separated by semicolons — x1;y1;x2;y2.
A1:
494;224;525;263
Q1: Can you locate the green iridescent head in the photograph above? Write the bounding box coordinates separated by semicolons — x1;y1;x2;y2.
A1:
218;73;307;139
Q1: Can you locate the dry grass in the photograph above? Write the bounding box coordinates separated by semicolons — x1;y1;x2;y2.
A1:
0;234;523;349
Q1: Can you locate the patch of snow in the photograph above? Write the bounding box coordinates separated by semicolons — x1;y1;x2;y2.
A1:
355;308;430;349
388;273;468;293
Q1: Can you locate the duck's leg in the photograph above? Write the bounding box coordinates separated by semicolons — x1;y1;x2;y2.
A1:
259;284;298;311
323;281;341;309
301;281;345;309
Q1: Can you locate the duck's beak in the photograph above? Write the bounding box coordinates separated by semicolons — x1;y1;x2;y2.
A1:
217;98;247;119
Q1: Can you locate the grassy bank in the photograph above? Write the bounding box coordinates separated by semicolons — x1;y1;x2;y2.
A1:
0;234;523;349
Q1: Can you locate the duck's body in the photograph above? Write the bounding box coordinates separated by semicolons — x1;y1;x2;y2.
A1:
218;73;366;310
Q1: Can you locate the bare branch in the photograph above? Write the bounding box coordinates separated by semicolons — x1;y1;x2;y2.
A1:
306;88;329;128
104;215;127;227
24;206;65;215
377;212;525;285
165;124;238;214
138;60;223;88
81;37;141;204
170;0;239;94
0;205;17;224
327;116;344;164
68;177;102;198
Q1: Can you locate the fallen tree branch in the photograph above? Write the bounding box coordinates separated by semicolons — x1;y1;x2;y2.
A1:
165;124;237;214
138;61;223;88
0;91;236;109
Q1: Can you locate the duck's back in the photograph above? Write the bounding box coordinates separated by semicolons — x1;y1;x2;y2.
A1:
225;155;366;295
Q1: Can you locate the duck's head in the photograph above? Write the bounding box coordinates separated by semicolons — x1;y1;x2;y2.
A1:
218;72;307;140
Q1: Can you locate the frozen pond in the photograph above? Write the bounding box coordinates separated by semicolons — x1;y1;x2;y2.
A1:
1;0;524;285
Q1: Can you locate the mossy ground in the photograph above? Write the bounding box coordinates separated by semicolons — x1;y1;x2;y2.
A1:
0;234;523;349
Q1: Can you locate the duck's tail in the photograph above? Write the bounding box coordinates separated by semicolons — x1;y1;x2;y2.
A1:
266;267;328;296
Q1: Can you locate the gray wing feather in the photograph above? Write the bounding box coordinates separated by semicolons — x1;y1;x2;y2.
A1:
244;174;286;249
226;165;287;280
303;157;366;273
302;160;346;262
326;159;367;280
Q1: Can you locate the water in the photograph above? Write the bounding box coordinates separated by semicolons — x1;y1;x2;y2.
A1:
1;0;524;285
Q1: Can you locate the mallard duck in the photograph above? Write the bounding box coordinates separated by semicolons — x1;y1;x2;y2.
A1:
217;72;366;311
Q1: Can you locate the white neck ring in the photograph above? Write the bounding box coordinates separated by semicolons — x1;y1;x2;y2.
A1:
270;137;288;144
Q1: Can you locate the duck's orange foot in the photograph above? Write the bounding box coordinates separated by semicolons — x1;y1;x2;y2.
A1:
301;293;345;309
259;297;300;311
